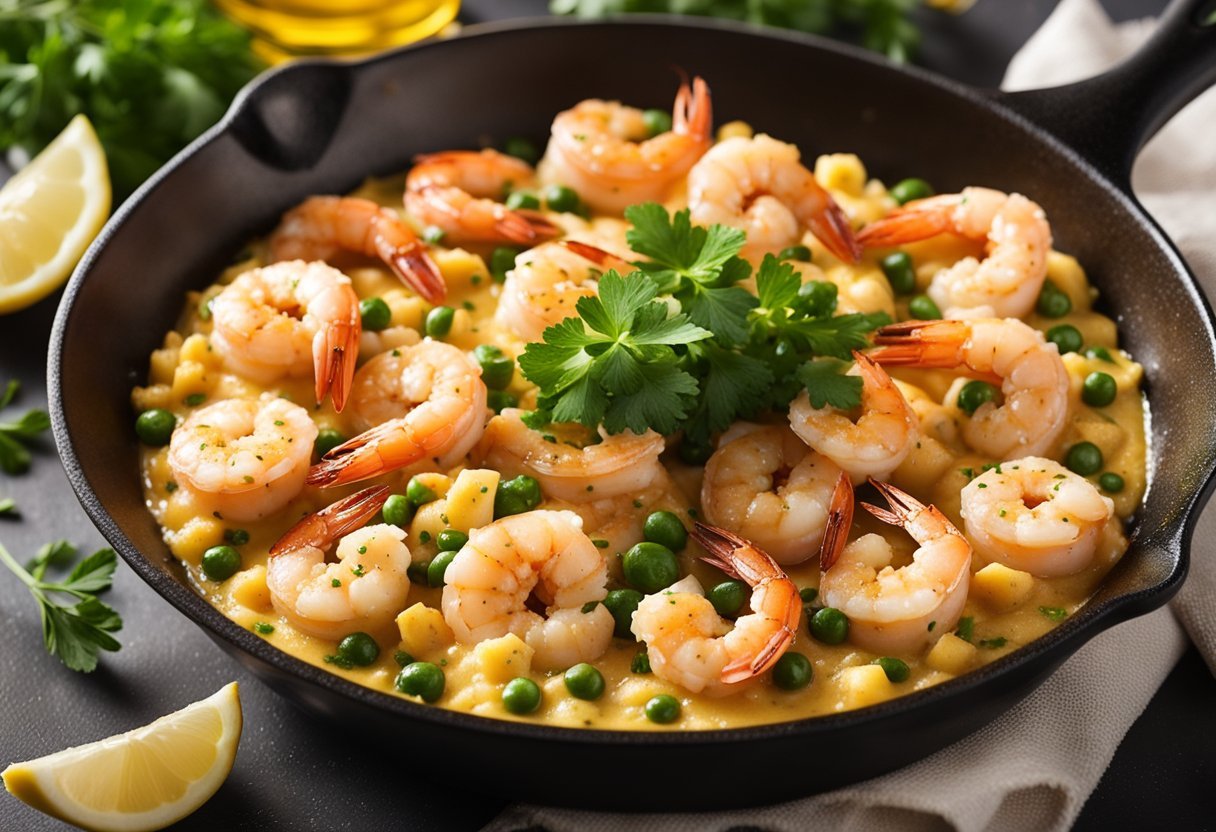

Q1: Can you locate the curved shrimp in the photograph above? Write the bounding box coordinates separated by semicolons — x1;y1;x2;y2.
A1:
857;188;1051;318
539;77;712;215
478;408;664;502
960;457;1114;577
788;352;919;484
404;149;560;246
209;261;360;411
630;523;801;695
266;486;412;640
308;340;488;487
269;196;446;304
441;509;614;671
701;424;849;565
167;395;317;522
495;240;633;342
687;134;861;264
819;479;972;654
870;318;1069;460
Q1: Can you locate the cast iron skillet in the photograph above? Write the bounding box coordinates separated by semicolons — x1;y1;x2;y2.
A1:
49;0;1216;810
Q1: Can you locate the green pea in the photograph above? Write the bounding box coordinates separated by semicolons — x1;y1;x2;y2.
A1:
502;136;539;165
1046;324;1083;355
337;632;380;667
797;280;838;312
543;184;580;214
644;694;681;724
314;428;346;458
406;476;438;507
799;586;818;604
622;542;680;594
873;656;910;682
778;244;812;263
1036;280;1072;318
631;651;652;674
201;545;241;582
678;439;712;465
427;550;457;587
473;344;515;390
957;380;999;416
393;650;415;667
407;560;430;585
1086;345;1114;362
643;510;687;552
135;409;176;446
603;589;644;639
505;191;541;211
1099;472;1125;493
908;294;941;320
494;475;542;518
382;494;413;527
1081;371;1117;407
889;178;934;205
421;225;446;245
1065;441;1104;476
359;297;392;331
810;607;849;645
708;580;747;617
395;662;445;702
772;652;814;690
642;108;673;137
563;663;606;700
487;390;519;414
490;246;521;283
223;528;250;546
436;529;468;552
881;252;916;295
425;305;455;339
502;676;541;714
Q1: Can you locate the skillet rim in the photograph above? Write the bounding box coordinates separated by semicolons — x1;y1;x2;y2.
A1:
48;15;1216;747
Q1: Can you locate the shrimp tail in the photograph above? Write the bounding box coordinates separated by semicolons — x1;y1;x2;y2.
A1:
673;76;713;142
857;205;952;249
818;471;855;572
313;317;360;413
307;418;436;487
809;194;863;264
870;321;1004;385
376;234;447;305
861;478;927;527
269;485;389;556
561;240;633;273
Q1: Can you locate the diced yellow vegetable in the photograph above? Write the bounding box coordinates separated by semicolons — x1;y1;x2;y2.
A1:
836;664;895;710
408;500;450;549
471;633;533;684
165;516;224;566
396;603;454;656
716;120;752;142
1045;252;1090;311
444;469;501;532
434;248;491;290
926;632;978;675
971;563;1035;612
814;153;867;197
170;360;210;402
179;333;219;367
230;565;272;611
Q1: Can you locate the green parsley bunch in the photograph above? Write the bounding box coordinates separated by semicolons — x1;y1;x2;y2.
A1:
519;203;889;447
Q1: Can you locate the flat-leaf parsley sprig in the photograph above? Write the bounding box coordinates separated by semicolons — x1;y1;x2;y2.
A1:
0;379;51;475
519;203;888;444
0;539;123;672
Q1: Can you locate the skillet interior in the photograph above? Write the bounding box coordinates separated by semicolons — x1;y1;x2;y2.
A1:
50;18;1216;809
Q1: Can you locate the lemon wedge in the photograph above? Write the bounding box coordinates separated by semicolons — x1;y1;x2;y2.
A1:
2;682;242;832
0;114;111;314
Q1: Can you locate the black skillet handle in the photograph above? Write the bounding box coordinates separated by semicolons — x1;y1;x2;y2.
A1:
995;0;1216;190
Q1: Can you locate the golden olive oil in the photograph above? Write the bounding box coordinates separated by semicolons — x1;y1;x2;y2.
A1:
213;0;460;62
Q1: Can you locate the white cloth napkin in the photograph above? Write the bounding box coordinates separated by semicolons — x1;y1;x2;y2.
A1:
487;2;1216;829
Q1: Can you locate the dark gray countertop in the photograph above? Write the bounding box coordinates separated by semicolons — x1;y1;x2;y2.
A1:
2;1;1212;830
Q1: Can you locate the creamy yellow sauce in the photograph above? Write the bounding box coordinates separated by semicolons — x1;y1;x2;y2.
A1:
132;149;1146;731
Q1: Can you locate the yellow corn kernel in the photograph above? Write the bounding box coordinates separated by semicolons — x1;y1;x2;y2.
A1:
396;603;455;656
926;632;978;675
971;563;1035;612
716;120;753;142
444;469;501;532
814;153;867;197
836;664;896;710
230;565;272;611
472;633;534;684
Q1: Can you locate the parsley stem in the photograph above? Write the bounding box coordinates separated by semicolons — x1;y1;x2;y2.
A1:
0;542;37;589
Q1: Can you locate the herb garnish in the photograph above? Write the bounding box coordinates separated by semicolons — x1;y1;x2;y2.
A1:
0;540;123;672
519;204;887;440
0;380;51;474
